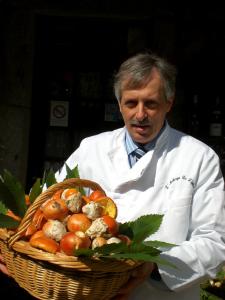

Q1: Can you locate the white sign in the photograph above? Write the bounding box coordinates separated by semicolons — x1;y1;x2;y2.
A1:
50;101;69;127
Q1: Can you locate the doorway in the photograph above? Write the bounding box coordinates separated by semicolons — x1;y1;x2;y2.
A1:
26;14;152;188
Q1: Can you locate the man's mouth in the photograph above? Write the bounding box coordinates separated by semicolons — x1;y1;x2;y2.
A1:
132;124;150;134
132;124;149;128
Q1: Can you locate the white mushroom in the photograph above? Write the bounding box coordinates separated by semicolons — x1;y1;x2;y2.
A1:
91;236;107;249
106;237;122;244
85;217;108;239
42;219;67;242
61;189;83;213
82;201;103;220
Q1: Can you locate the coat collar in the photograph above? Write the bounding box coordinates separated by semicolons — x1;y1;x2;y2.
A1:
107;122;171;190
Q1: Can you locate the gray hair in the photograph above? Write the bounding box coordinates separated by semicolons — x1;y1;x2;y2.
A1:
114;52;177;102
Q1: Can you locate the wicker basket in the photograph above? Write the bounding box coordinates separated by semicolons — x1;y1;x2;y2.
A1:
0;178;142;300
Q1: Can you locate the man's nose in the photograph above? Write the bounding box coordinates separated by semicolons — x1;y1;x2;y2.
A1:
136;104;147;121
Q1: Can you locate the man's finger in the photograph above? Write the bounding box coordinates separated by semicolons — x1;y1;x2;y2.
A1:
0;253;5;262
0;263;10;276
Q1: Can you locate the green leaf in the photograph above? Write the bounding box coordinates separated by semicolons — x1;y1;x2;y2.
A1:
119;214;163;243
74;248;95;257
44;169;57;188
216;268;225;280
65;164;85;195
95;242;129;255
29;178;42;204
144;240;177;249
74;215;176;268
41;169;47;187
109;252;177;268
129;243;161;256
0;201;8;214
65;164;80;179
0;213;20;229
108;252;159;262
74;242;176;268
74;238;175;267
0;170;27;218
200;283;223;300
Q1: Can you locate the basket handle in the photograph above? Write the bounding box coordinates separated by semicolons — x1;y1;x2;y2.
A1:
8;178;106;247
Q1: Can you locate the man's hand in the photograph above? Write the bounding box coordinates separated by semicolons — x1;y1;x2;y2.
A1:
0;253;10;276
112;262;155;300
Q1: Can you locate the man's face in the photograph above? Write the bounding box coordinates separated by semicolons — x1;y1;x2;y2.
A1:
119;68;174;144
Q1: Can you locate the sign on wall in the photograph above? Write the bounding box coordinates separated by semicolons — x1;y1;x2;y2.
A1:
50;100;69;127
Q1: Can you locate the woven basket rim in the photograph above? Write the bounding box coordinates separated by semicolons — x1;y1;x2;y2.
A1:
8;178;106;246
0;238;139;300
1;178;142;273
11;239;141;272
0;236;141;272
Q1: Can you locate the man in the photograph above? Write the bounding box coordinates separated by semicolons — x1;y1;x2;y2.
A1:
56;52;225;299
1;52;225;299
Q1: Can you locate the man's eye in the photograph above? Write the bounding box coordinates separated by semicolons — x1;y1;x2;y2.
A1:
145;102;158;109
124;100;137;107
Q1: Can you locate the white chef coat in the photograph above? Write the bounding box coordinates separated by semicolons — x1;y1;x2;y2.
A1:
57;123;225;300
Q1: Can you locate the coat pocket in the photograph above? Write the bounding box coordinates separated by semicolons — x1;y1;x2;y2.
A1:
153;184;193;244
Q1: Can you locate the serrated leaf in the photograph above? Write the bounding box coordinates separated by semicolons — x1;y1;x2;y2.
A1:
29;178;42;204
65;164;85;195
0;181;14;210
109;252;177;268
118;223;133;239
44;169;57;188
0;213;20;229
0;170;26;218
95;242;129;255
75;241;163;264
216;268;225;280
75;245;176;268
108;252;159;261
73;215;177;269
41;169;47;187
0;201;8;214
65;164;80;179
129;243;161;256
119;214;163;243
144;240;177;249
74;215;175;268
150;255;177;268
74;248;95;257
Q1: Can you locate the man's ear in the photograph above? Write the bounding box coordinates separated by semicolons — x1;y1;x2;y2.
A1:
118;100;122;112
166;96;174;113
